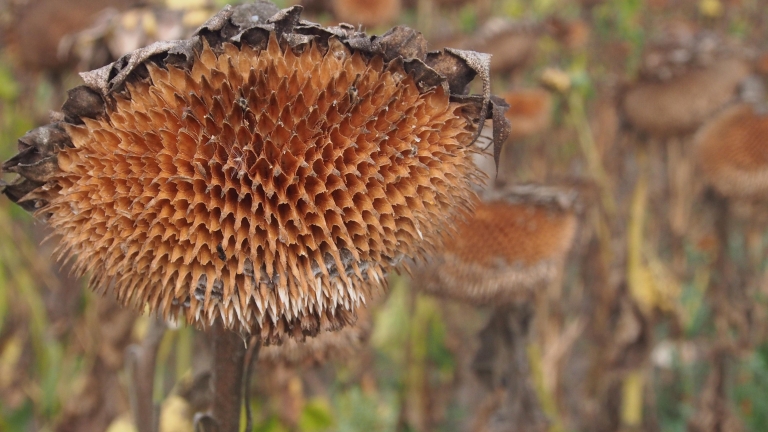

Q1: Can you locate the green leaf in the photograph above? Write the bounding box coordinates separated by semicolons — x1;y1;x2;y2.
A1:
0;64;19;102
253;416;289;432
299;398;334;432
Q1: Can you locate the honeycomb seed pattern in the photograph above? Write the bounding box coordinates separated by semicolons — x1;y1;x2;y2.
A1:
47;35;481;341
416;199;576;305
695;103;768;197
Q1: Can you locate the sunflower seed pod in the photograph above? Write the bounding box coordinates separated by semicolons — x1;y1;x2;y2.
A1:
1;1;509;342
695;103;768;198
415;184;578;306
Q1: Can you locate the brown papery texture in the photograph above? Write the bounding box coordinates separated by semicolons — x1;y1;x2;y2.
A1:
695;103;768;197
46;34;480;341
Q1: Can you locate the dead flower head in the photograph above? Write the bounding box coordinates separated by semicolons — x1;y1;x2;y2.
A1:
1;1;509;342
415;184;578;306
695;103;768;198
622;28;752;136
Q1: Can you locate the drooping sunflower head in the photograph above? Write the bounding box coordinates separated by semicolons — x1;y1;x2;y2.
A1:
622;58;751;136
415;183;578;306
1;2;509;342
695;103;768;198
622;28;753;137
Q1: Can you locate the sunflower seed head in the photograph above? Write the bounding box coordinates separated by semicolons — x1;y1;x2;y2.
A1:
1;1;509;342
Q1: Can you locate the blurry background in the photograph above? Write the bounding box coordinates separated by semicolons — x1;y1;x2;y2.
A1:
2;0;768;431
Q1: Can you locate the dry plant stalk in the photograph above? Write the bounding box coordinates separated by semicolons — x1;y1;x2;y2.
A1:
1;1;510;343
471;307;549;432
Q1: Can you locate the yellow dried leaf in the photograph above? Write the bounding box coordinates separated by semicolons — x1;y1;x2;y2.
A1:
160;395;195;432
106;414;137;432
621;369;644;426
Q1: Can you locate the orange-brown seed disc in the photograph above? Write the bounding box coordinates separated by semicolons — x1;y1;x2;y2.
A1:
417;199;576;305
47;35;480;340
695;103;768;197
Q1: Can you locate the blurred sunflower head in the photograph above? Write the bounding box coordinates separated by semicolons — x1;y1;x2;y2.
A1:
1;1;510;342
622;28;752;136
415;183;578;306
695;102;768;198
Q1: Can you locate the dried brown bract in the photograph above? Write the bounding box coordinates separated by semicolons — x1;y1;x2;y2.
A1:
1;1;509;342
415;184;578;306
695;103;768;198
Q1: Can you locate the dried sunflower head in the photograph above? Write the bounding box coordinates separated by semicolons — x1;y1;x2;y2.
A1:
465;18;543;76
414;184;578;306
1;1;509;342
695;103;768;198
622;58;751;136
622;28;752;136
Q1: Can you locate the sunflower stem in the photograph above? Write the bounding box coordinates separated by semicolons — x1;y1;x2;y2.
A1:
243;336;262;432
211;322;249;432
127;317;167;432
503;305;548;431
